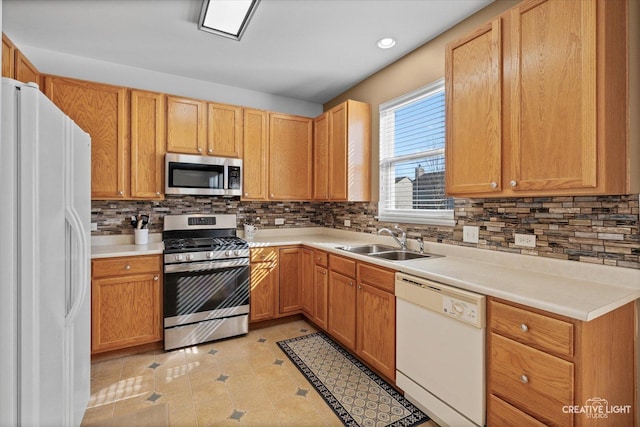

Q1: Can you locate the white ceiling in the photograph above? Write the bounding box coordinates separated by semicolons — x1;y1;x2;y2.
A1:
3;0;492;104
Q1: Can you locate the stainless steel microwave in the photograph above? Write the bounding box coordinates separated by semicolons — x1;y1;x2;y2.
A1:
165;153;242;196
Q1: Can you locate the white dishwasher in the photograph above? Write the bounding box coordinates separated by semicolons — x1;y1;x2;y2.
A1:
395;272;486;427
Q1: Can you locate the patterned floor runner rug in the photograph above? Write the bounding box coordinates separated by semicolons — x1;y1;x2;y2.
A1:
277;332;429;427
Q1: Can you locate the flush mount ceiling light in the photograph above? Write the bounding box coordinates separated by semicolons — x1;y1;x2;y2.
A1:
198;0;260;41
377;37;396;49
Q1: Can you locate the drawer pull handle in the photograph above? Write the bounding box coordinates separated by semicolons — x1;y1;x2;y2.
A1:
520;374;529;384
124;264;131;270
153;275;159;281
520;323;529;332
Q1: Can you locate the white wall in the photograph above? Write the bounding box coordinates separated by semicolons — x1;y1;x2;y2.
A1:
18;44;322;118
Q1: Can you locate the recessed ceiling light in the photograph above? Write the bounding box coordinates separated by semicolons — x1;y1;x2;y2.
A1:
198;0;260;41
377;37;396;49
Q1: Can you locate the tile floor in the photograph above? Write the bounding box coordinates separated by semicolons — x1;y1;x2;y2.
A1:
81;319;438;427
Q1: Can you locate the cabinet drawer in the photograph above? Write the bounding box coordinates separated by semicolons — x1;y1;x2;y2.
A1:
329;254;356;278
358;263;394;293
92;255;161;278
489;333;573;426
490;300;574;357
488;394;547;427
250;247;278;263
314;250;328;267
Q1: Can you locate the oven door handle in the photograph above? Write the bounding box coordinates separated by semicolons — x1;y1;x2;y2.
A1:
164;258;249;273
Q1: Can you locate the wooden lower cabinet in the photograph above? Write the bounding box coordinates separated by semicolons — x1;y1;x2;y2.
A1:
301;248;315;315
278;247;302;314
356;264;396;380
328;269;357;350
91;255;162;354
313;264;329;330
249;247;278;322
487;297;635;426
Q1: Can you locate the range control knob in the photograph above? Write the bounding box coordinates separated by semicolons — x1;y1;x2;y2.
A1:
225;251;231;257
233;250;240;256
174;254;183;262
186;253;194;261
206;251;214;259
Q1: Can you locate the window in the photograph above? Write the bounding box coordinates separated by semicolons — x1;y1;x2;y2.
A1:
379;79;454;225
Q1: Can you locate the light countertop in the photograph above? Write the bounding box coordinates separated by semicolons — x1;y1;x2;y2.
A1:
92;227;640;321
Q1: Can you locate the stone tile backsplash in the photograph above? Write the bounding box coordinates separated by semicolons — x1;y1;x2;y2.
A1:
92;194;639;269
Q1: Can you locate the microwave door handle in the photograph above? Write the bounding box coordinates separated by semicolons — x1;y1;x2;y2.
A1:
223;162;229;191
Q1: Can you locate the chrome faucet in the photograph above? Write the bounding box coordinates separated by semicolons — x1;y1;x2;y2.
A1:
378;225;407;250
416;237;424;254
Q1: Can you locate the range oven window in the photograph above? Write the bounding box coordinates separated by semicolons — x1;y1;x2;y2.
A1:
164;264;249;320
168;161;224;189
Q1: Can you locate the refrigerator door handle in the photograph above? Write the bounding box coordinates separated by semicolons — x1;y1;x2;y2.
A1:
64;207;88;325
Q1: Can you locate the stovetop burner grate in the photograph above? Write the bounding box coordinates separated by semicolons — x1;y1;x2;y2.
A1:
164;236;248;252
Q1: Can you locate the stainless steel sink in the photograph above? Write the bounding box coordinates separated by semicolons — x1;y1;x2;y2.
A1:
337;244;396;254
367;250;437;261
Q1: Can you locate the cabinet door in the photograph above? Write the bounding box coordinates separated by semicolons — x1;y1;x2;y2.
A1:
328;103;348;200
130;90;165;199
242;109;269;200
166;96;206;155
2;33;15;78
445;19;502;195
249;261;278;322
91;273;162;353
269;113;313;200
301;248;314;315
313;112;329;200
44;76;129;199
328;270;356;350
207;102;243;157
508;0;597;192
279;247;302;314
15;50;39;85
356;282;395;380
313;265;328;330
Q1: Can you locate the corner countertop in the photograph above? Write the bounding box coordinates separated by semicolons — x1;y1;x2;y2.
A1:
92;227;640;322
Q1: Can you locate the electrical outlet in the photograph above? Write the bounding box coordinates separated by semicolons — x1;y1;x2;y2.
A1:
514;233;536;248
463;226;479;244
274;218;285;225
344;219;351;227
91;222;98;231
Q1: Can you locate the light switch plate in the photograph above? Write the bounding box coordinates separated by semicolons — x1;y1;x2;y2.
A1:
91;222;98;231
274;218;285;225
463;226;479;244
344;219;351;227
514;233;536;248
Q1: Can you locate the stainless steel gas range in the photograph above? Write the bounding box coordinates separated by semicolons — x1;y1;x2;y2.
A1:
162;214;249;350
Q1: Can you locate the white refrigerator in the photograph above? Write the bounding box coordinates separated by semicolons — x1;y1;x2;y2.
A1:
0;78;91;427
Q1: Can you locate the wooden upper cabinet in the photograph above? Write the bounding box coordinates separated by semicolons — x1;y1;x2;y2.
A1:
130;90;165;199
2;33;40;85
242;109;269;200
2;33;15;78
166;96;206;155
314;100;371;201
445;19;502;195
44;76;129;199
15;50;40;86
445;0;632;197
207;102;243;157
313;113;329;200
269;113;313;200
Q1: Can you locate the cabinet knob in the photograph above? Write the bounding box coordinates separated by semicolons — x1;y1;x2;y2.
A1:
490;181;498;189
322;271;327;275
520;374;529;384
197;147;203;153
358;285;362;290
349;281;354;286
124;264;131;270
154;275;159;281
156;191;161;196
208;148;213;153
520;323;529;332
270;194;274;198
244;192;249;196
510;180;517;188
118;191;124;196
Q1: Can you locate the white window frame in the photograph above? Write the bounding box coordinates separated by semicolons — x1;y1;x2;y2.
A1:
378;79;455;226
